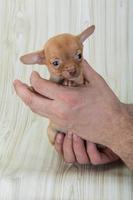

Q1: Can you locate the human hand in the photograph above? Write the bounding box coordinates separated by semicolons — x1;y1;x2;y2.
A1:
54;132;119;165
13;60;129;148
13;60;133;169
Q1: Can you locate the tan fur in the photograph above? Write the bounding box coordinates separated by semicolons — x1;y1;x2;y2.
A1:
20;25;95;144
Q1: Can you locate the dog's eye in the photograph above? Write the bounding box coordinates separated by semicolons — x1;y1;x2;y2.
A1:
78;53;82;59
75;50;82;61
53;61;59;66
51;59;61;68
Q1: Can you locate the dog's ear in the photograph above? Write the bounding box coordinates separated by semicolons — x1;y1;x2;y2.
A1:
20;50;46;65
78;25;95;43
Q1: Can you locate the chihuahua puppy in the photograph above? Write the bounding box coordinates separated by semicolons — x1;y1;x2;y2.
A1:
20;25;95;144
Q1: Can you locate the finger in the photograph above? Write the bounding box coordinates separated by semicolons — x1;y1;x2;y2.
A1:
87;142;119;165
13;79;52;117
82;60;101;83
63;133;76;163
55;133;65;155
30;71;66;100
73;134;90;164
102;148;120;161
86;141;105;165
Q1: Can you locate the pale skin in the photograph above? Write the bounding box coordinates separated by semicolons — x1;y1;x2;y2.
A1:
13;60;133;169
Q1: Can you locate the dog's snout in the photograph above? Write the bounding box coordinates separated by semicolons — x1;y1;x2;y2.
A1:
62;64;80;79
69;69;77;76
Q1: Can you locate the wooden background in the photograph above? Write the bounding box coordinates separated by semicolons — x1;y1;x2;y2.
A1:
0;0;133;199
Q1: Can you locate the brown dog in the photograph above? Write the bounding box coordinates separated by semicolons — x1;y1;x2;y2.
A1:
20;25;95;144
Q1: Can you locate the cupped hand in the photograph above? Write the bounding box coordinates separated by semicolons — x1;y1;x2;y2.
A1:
54;132;120;165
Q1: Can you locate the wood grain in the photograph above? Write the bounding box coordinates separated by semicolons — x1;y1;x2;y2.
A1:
0;0;133;199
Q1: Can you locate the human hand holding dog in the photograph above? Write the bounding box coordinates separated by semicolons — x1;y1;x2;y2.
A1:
13;60;133;169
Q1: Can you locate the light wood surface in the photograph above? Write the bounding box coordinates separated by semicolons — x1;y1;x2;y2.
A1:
0;0;133;199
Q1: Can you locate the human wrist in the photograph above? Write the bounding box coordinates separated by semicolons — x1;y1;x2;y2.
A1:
114;118;133;170
107;106;133;170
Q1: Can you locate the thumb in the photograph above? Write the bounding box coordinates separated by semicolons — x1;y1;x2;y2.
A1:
82;60;101;83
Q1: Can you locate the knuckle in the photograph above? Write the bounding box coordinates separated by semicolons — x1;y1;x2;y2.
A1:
23;93;33;106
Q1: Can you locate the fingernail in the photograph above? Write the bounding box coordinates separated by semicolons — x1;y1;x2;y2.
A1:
73;134;78;141
56;134;63;144
67;133;72;139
